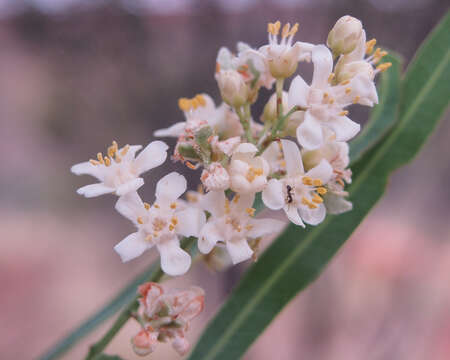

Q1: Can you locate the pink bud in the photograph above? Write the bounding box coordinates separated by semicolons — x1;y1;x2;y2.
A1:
131;329;158;356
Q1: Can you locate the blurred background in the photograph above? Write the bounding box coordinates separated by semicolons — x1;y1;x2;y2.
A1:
0;0;449;359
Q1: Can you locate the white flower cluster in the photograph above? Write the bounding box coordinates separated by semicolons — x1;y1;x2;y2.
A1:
71;16;390;356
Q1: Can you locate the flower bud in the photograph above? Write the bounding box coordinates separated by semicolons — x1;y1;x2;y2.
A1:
172;336;190;356
327;16;363;56
336;61;374;83
261;91;288;124
131;329;158;356
267;50;299;79
216;69;249;107
201;162;230;191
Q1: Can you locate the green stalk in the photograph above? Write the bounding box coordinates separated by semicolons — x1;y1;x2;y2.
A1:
236;105;256;144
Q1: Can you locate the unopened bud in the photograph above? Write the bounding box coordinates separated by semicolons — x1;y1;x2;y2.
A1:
216;69;249;107
172;336;190;356
327;16;363;56
262;91;288;124
131;329;158;356
201;162;230;191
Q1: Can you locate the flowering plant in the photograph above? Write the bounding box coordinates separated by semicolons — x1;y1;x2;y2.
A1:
39;12;450;360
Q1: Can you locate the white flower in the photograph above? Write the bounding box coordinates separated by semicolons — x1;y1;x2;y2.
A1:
113;172;206;276
261;141;286;174
288;45;379;150
327;15;363;56
198;191;284;264
229;143;270;194
258;21;314;79
71;140;168;198
154;94;217;138
133;282;205;356
262;140;333;227
201;162;230;191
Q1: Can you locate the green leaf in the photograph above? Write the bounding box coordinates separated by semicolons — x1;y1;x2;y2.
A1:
349;52;403;164
188;11;450;360
93;354;124;360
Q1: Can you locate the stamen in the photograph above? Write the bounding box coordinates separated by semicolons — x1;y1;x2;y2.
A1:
171;217;178;225
97;153;104;164
185;161;197;170
317;187;327;195
345;87;352;94
186;193;198;203
281;23;291;38
340;80;350;85
329;98;335;105
312;179;322;186
246;208;256;217
376;62;392;72
289;23;299;36
104;157;111;166
195;94;206;106
267;21;281;35
323;92;329;99
145;235;152;242
144;202;151;210
225;198;230;214
137;216;144;224
353;96;360;104
245;224;254;231
120;144;130;156
246;167;263;182
114;153;122;163
170;202;177;209
366;38;376;54
169;224;175;231
302;176;313;186
89;159;100;166
178;97;190;111
233;194;240;203
312;194;323;204
215;62;221;73
328;73;335;83
339;110;349;116
337;178;345;187
154;204;160;209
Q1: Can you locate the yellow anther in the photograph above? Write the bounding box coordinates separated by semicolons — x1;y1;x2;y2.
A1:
337;178;345;187
170;202;177;209
376;62;392;72
340;79;350;85
329;98;335;105
215;62;221;73
114;154;122;163
245;224;254;231
339;110;349;116
195;94;206;106
267;21;281;35
281;23;291;38
246;208;256;217
233;194;240;203
353;96;360;104
153;232;159;237
328;73;335;83
120;144;130;156
89;159;100;166
313;179;323;186
323;92;329;98
345;87;352;94
308;203;318;209
144;202;151;210
317;187;327;195
178;97;191;111
145;235;152;242
246;167;263;182
154;204;160;209
191;98;200;109
137;216;144;224
112;140;118;151
366;38;376;54
289;22;299;36
302;176;313;186
186;193;198;203
225;198;230;214
171;217;178;225
107;146;115;158
104;157;111;166
97;152;104;164
280;160;286;168
312;194;323;204
169;224;175;231
301;197;310;205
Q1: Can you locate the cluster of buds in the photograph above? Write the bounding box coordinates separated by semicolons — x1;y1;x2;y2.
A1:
71;16;391;356
131;282;204;356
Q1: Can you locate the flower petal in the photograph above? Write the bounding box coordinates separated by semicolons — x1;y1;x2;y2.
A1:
281;139;304;176
71;161;102;180
299;203;326;225
198;190;226;218
234;193;255;212
311;45;333;89
324;193;353;214
288;75;309;108
154;122;186;138
305;159;333;184
155;172;187;203
351;74;378;105
326;116;360;142
135;141;169;174
116;178;145;197
247;218;285;238
176;207;206;238
262;179;285;210
115;191;145;224
198;221;222;254
226;239;253;265
77;183;115;198
157;236;191;276
114;232;149;262
233;142;259;155
284;205;305;227
296;112;324;150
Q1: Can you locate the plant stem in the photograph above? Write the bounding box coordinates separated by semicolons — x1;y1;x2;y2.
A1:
236;105;256;144
275;78;284;119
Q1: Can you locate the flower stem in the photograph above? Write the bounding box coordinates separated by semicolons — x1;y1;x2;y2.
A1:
236;105;256;144
275;78;284;119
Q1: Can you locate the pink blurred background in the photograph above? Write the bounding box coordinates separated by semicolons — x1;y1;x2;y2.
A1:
0;0;449;359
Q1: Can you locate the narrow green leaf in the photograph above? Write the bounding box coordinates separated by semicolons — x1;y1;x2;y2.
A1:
188;11;449;360
349;52;403;164
93;354;124;360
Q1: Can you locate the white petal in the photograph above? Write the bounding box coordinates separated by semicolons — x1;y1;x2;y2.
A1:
176;207;206;238
326;116;360;142
157;236;191;276
293;41;315;61
234;193;255;212
299;203;326;225
155;172;187;202
262;179;285;210
311;45;333;89
288;75;309;108
115;191;145;224
247;218;285;238
116;178;144;196
114;232;149;262
351;75;378;105
233;142;258;155
261;142;281;168
122;145;143;161
77;183;115;198
324;193;353;214
226;239;253;265
305;159;333;184
154;122;186;138
71;161;102;180
296;112;324;150
200;190;226;218
217;46;233;69
281;139;304;176
284;205;305;227
135;141;169;174
198;221;222;254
